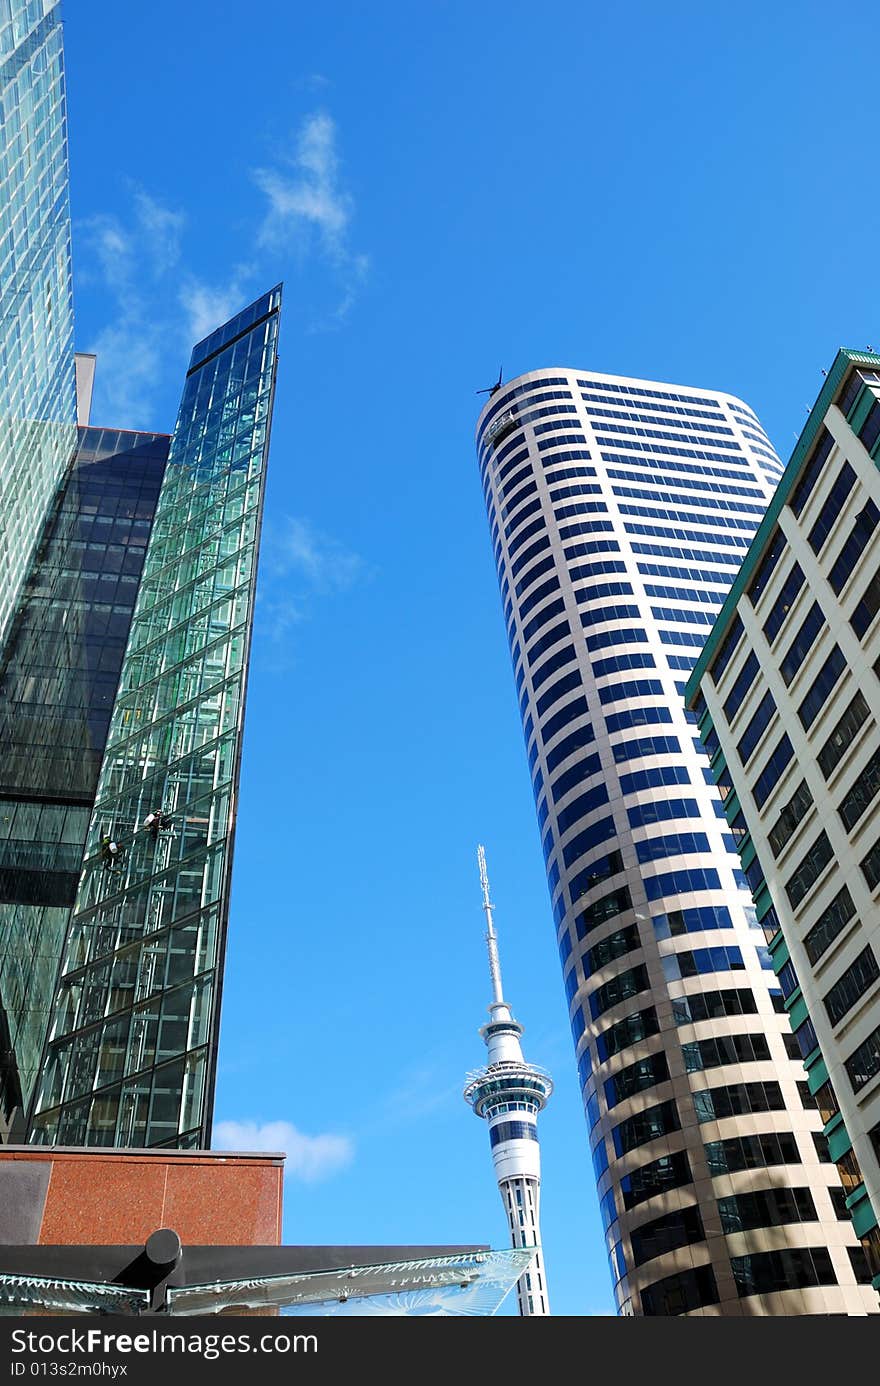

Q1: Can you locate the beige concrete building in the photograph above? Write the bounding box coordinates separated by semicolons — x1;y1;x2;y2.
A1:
477;366;877;1315
688;348;880;1301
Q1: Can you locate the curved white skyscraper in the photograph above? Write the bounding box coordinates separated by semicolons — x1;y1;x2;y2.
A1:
476;369;878;1315
463;846;553;1316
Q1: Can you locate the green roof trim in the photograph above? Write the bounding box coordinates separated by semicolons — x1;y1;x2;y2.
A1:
685;347;880;703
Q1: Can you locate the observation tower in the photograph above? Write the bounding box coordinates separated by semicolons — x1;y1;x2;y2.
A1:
463;846;553;1316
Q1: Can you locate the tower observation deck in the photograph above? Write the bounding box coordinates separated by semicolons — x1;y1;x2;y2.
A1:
463;846;553;1316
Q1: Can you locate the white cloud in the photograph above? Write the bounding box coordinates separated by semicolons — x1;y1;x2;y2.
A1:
213;1119;354;1183
252;111;368;321
133;190;185;275
254;112;351;257
79;105;367;422
179;267;253;344
265;515;366;592
85;319;163;428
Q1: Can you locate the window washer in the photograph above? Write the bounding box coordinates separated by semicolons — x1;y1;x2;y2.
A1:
143;809;172;840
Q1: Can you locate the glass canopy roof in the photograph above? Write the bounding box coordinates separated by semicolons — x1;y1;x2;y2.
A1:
0;1250;534;1317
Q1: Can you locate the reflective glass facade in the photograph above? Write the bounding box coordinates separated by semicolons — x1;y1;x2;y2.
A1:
0;429;168;1134
30;289;281;1148
0;0;77;652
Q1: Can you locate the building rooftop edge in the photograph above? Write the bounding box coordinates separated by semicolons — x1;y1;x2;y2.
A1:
475;364;772;435
685;346;880;702
0;1145;286;1163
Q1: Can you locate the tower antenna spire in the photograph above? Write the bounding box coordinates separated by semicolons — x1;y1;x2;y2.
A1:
478;844;505;1005
464;846;553;1316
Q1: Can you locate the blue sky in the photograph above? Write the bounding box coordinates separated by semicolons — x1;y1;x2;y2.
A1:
64;1;880;1316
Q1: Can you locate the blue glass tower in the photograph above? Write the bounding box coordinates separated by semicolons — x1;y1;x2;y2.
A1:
0;0;77;652
29;290;282;1147
0;0;284;1153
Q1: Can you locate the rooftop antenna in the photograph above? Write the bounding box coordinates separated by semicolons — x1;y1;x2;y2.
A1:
476;366;504;397
478;843;504;1005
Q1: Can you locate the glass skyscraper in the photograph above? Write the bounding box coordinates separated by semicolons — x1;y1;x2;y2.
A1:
477;368;878;1314
0;0;77;654
0;1;283;1150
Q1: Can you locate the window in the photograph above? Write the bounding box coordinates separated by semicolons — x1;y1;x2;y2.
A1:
753;732;794;810
851;564;880;640
785;831;833;909
585;626;649;653
682;1033;771;1073
794;1016;819;1061
747;527;787;606
612;734;681;763
709;613;744;685
604;1051;670;1108
541;695;589;746
837;370;867;418
578;886;634;941
666;945;744;980
591;650;657;677
718;1186;816;1234
620;764;691;795
806;462;856;554
723;652;760;723
515;552;555;597
510;534;550;580
584;923;640;976
605;704;673;734
546;723;596;775
596;1006;659;1063
858;399;880;454
789;426;834;517
551;753;603;802
814;1079;840;1126
489;1120;538;1147
568;848;624;904
817;692;871;780
591;1138;608;1180
636;831;711;863
627;797;700;829
835;1144;863;1193
640;1265;719;1317
736;690;776;764
672;988;756;1025
704;1130;801;1175
531;644;576;691
535;669;581;718
798;645;846;730
611;1098;680;1157
589;962;649;1021
767;780;814;859
829;499;880;594
521;595;565;643
630;1206;704;1268
598;678;664;705
780;601;825;686
823;946;879;1026
860;833;880;890
644;867;721;901
731;1248;837;1297
599;1188;618;1233
620;1149;692;1211
839;744;880;831
693;1081;784;1123
762;561;805;644
848;1247;874;1285
829;1187;850;1221
562;816;616;871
